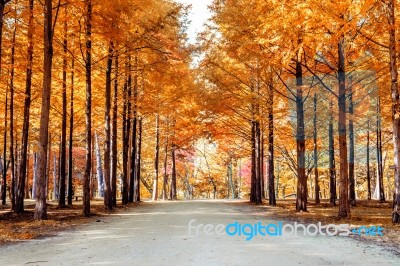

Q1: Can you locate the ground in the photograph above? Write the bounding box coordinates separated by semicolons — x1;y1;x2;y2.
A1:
0;200;399;265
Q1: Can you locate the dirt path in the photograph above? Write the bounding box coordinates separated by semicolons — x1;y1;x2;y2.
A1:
0;200;398;265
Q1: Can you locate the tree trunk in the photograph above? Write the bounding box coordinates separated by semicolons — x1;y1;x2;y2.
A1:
296;59;307;212
162;137;169;200
337;37;350;218
32;153;37;199
103;43;113;211
170;143;177;200
111;54;118;207
16;0;34;213
376;96;385;202
329;99;337;206
9;20;16;211
59;7;68;208
68;52;74;205
83;0;92;217
260;134;265;199
348;77;356;206
388;0;400;223
95;133;104;198
135;117;142;202
121;55;130;205
2;85;7;206
313;93;320;204
34;0;54;220
228;158;234;199
129;54;138;203
152;115;160;201
267;84;276;205
53;155;58;200
367;119;371;200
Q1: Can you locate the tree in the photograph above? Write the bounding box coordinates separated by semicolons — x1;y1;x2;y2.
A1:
34;0;55;220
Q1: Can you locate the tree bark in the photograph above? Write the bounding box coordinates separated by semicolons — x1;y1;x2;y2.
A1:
313;93;320;204
34;0;54;220
135;117;142;202
162;137;169;200
267;83;276;205
83;0;92;217
121;55;130;205
348;76;356;206
9;20;16;211
329;99;337;206
68;52;74;205
111;54;118;207
16;0;34;213
296;59;307;212
103;43;113;211
2;84;7;206
152;115;160;201
337;37;350;218
95;133;104;198
129;54;138;203
367;119;371;200
376;96;385;202
170;143;177;200
59;6;68;208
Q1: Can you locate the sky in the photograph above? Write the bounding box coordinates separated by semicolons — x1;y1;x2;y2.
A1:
175;0;213;43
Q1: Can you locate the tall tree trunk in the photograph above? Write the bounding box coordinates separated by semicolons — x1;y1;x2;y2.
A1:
103;43;113;211
260;133;265;199
32;153;37;199
267;83;276;205
46;134;51;199
53;155;58;200
255;120;262;204
152;115;160;201
121;55;130;205
367;119;371;200
228;158;234;199
95;133;104;197
135;117;142;202
170;143;177;200
348;77;356;206
387;0;400;223
296;59;307;212
313;93;320;204
59;7;68;208
2;86;7;205
337;37;350;218
250;120;256;203
83;0;92;217
329;99;337;206
162;137;169;200
16;0;34;213
68;52;74;205
129;54;138;203
9;20;16;211
376;96;385;202
34;0;54;220
111;54;118;207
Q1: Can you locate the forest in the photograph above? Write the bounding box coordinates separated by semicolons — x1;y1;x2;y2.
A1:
0;0;399;227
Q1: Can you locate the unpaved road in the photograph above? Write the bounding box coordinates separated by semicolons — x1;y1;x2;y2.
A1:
0;200;398;265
